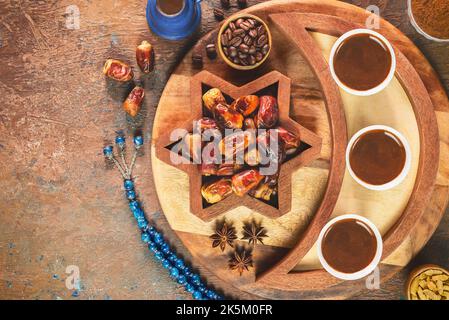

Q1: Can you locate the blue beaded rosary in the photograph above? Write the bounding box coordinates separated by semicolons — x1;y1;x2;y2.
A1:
103;132;223;300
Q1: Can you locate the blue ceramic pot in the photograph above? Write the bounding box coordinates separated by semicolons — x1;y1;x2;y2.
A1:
146;0;202;41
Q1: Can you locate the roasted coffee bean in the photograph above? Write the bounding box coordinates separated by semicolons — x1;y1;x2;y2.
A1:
233;58;240;65
229;46;238;58
229;21;236;31
235;18;245;28
240;21;251;31
237;0;247;9
255;51;264;62
225;28;232;40
232;28;245;37
243;35;253;46
249;45;256;55
192;53;203;68
238;52;248;59
256;34;268;47
248;19;257;27
249;28;258;38
220;0;230;9
213;8;225;21
239;43;249;54
261;44;270;55
248;55;256;65
229;36;242;47
222;46;228;56
206;43;217;59
221;34;229;47
257;25;266;36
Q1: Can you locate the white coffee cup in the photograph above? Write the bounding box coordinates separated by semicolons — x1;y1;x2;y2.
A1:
329;28;396;96
346;125;411;191
317;214;383;281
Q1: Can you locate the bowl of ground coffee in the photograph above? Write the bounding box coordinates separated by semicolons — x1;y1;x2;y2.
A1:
408;0;449;42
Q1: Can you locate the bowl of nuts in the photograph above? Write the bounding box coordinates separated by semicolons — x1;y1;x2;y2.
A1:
217;14;272;70
406;264;449;300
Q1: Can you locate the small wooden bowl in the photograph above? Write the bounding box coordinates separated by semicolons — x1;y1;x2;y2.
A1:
405;264;449;300
217;13;272;71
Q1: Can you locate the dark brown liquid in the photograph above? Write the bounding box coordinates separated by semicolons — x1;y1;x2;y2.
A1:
157;0;185;15
333;33;392;91
322;218;377;274
349;129;406;186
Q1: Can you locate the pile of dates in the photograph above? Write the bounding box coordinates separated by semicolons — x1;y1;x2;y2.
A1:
179;88;301;205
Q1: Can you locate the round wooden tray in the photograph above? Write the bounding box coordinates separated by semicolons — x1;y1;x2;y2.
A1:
151;0;449;299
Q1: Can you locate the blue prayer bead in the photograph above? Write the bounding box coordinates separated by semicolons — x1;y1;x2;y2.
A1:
191;274;201;286
198;284;206;293
133;209;144;220
126;190;136;200
170;267;180;279
192;291;203;300
134;136;144;148
154;232;163;244
160;243;170;254
183;268;193;278
103;145;113;158
168;254;177;262
205;290;216;299
141;233;150;243
185;283;195;293
115;135;125;147
147;227;156;237
124;179;134;191
162;259;171;269
137;217;148;229
147;226;155;233
129;200;140;211
175;259;185;270
177;275;187;285
149;242;158;252
155;251;164;261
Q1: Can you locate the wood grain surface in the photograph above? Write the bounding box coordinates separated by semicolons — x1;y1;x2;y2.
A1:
0;0;448;300
151;0;445;299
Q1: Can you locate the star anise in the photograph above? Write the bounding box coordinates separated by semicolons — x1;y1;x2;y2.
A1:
229;248;253;276
241;221;268;246
210;221;237;251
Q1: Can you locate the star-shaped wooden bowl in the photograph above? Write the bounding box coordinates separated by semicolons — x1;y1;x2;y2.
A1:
154;70;322;222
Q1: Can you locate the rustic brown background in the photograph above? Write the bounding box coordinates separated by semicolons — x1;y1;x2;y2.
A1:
0;0;447;300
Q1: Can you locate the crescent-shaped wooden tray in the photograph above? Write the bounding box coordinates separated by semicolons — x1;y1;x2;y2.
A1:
151;0;449;299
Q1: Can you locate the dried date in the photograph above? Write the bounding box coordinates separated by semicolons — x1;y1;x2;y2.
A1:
136;40;154;74
256;96;279;128
213;103;244;129
230;95;259;116
123;86;145;117
202;88;226;112
231;169;264;196
201;179;233;204
103;59;133;82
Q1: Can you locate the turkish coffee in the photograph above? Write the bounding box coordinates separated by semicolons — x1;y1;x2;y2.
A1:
157;0;185;15
349;129;406;186
333;33;392;91
321;218;377;274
